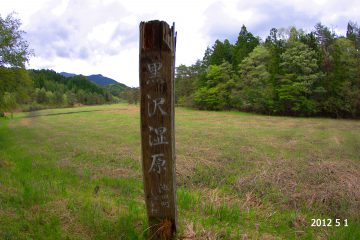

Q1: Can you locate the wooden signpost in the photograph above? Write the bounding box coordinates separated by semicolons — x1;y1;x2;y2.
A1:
139;21;177;239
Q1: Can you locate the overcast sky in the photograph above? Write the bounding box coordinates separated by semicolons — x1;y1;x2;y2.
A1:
1;0;359;87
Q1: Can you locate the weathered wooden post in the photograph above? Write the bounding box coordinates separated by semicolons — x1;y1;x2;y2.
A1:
139;21;177;239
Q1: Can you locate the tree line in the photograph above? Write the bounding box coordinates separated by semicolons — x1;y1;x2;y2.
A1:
0;13;140;116
2;13;359;118
29;69;114;109
175;22;360;118
1;67;140;114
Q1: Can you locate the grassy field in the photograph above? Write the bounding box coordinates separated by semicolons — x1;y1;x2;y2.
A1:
0;103;359;239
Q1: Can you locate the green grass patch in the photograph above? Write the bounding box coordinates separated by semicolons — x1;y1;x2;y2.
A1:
1;104;360;239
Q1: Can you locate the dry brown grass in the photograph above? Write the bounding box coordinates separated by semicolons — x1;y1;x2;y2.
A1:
197;188;240;208
235;156;360;219
178;221;222;240
148;219;175;240
178;221;274;240
303;161;360;216
176;146;221;179
44;199;92;238
93;166;137;179
57;157;138;179
8;118;32;129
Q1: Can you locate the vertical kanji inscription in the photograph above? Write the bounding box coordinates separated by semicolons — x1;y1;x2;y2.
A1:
139;20;177;239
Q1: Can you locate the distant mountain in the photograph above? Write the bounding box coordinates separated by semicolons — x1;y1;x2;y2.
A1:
60;72;126;87
87;74;121;86
60;72;76;78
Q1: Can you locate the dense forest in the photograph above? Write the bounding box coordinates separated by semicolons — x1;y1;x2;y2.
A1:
0;67;141;114
1;12;360;118
175;22;360;118
29;69;114;108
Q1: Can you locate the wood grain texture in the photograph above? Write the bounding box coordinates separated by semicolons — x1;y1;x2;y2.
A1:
139;20;177;239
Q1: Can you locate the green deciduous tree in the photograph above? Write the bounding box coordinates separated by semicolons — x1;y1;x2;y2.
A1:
0;92;16;117
175;64;197;106
192;86;221;110
277;41;323;116
232;45;274;113
0;67;32;113
0;13;33;68
0;13;33;114
35;88;48;104
324;38;360;117
192;61;235;110
123;87;140;105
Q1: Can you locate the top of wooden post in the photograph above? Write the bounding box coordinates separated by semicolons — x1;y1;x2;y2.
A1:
140;20;176;52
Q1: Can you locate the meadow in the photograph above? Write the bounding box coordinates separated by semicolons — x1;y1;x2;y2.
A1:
0;103;359;239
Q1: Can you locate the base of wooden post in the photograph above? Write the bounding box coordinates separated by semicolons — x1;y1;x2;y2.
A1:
148;218;175;239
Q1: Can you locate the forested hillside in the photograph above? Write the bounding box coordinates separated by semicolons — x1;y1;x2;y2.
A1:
60;72;125;86
30;69;114;108
0;67;139;113
175;23;360;118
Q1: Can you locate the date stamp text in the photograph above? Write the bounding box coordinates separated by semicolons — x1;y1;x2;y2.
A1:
311;219;348;227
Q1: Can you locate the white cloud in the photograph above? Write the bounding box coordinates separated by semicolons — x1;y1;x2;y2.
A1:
51;0;70;16
87;21;118;44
